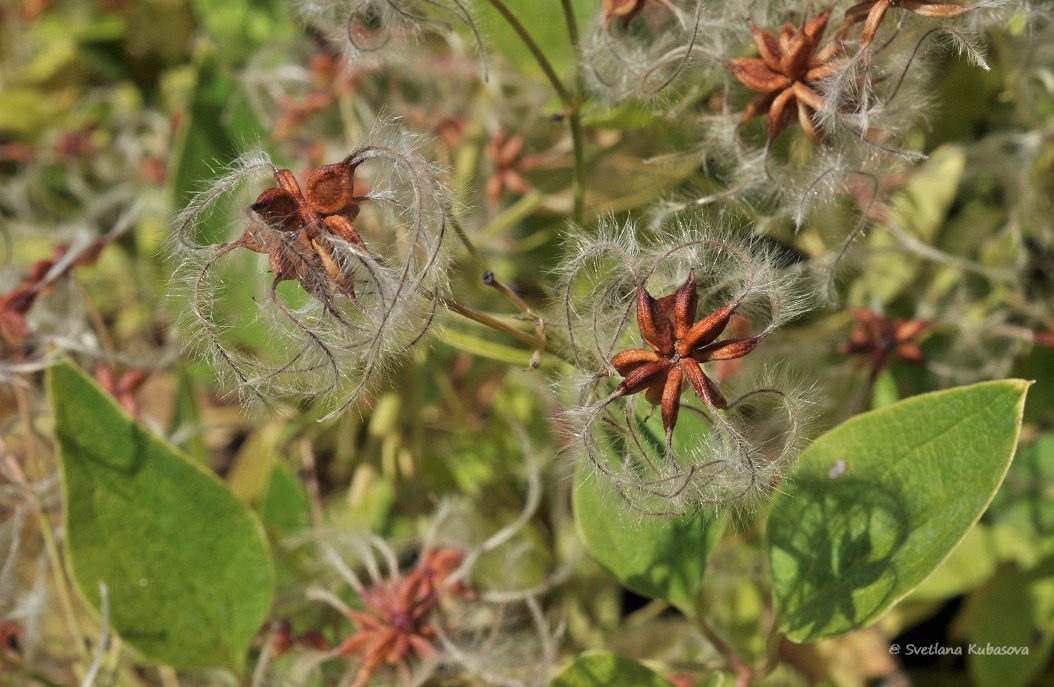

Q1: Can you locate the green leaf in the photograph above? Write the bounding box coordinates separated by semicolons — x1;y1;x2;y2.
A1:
551;652;677;687
167;49;275;350
168;369;211;465
437;326;546;367
189;0;294;62
573;462;725;614
989;432;1054;537
870;370;899;410
49;362;275;672
768;380;1029;642
968;558;1054;687
909;524;997;602
259;465;312;533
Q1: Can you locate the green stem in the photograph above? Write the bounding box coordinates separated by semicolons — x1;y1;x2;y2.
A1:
568;111;586;223
559;0;579;48
14;383;88;663
559;0;587;223
439;296;542;348
483;0;572;105
449;215;488;270
38;510;89;662
697;614;753;687
481;190;546;240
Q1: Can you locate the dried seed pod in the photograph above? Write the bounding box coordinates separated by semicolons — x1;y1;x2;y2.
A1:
172;122;451;418
557;218;815;515
250;187;302;233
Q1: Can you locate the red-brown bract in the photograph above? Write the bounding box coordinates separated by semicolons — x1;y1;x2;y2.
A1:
609;270;768;450
728;7;843;143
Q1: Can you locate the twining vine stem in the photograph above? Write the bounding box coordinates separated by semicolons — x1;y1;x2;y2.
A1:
437;0;589;363
559;0;587;223
481;0;587;223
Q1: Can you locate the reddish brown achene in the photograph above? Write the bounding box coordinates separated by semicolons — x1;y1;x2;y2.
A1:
337;548;468;687
609;271;766;449
729;7;843;143
0;619;21;672
238;157;369;304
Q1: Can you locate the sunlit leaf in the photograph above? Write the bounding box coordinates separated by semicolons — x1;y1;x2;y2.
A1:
851;146;965;304
768;380;1029;642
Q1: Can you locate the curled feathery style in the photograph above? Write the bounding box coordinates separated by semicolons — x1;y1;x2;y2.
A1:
583;0;707;102
557;218;815;515
296;0;487;75
172;120;450;420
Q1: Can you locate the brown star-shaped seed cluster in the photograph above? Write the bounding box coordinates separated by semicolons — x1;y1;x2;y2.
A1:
239;158;369;305
838;309;927;381
337;548;469;687
729;7;843;143
609;271;765;448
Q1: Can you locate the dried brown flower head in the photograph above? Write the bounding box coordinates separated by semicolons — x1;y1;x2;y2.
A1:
609;270;766;450
484;131;544;208
175;126;451;417
838;309;927;381
729;7;843;143
0;237;112;351
239;158;368;307
337;548;468;687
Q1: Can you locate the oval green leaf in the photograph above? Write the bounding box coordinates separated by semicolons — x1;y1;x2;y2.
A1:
551;651;677;687
768;380;1029;642
49;362;275;671
573;463;725;614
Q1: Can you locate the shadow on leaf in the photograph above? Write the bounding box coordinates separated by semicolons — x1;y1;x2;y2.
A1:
769;472;910;640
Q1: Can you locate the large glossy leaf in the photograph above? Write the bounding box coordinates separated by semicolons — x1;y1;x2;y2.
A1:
573;463;725;614
50;362;275;671
551;652;677;687
768;380;1029;642
909;524;997;602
